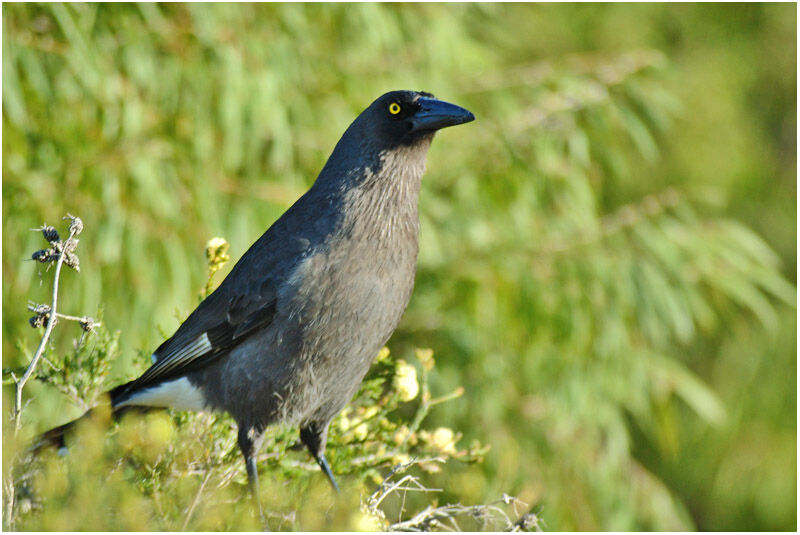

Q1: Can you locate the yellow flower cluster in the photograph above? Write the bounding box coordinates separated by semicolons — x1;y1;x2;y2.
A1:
337;406;379;442
205;237;230;269
415;348;435;371
419;427;457;455
393;360;419;402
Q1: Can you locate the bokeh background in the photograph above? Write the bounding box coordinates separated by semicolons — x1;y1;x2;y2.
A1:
3;3;796;531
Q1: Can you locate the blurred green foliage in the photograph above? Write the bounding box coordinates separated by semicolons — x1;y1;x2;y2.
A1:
2;3;796;531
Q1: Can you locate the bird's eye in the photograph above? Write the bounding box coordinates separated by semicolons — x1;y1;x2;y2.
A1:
389;102;402;115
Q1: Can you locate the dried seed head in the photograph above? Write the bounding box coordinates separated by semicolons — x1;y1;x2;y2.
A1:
27;303;51;328
79;316;98;332
63;238;78;255
32;248;56;263
41;225;60;244
63;251;80;271
517;514;540;530
28;303;51;315
65;214;83;236
28;302;51;328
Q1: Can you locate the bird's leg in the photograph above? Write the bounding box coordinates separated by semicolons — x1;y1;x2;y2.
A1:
315;453;339;493
299;423;339;493
245;455;265;523
238;426;267;527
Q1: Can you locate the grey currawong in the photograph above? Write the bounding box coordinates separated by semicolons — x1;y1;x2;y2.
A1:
34;90;474;512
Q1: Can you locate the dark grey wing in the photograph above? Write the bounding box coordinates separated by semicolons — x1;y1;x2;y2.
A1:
111;186;327;405
111;220;308;403
115;274;278;400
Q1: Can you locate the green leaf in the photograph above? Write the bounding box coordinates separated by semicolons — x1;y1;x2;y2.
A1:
648;354;727;426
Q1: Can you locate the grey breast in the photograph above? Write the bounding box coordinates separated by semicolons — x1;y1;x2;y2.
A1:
193;159;421;429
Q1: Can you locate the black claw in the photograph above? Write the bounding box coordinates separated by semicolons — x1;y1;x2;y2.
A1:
299;423;339;493
316;453;340;493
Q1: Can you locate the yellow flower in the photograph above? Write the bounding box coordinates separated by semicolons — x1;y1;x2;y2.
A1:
393;360;419;401
375;346;391;362
430;427;457;455
359;406;379;419
415;348;435;371
353;423;368;441
205;237;230;267
352;511;383;532
338;415;351;432
393;425;410;445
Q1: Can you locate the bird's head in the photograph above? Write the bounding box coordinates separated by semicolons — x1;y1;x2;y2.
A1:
315;90;475;191
353;90;475;150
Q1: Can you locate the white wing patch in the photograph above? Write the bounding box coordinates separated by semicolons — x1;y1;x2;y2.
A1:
117;377;207;411
142;333;214;383
162;332;212;364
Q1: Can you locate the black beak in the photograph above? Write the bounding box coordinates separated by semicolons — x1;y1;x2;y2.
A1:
410;97;475;133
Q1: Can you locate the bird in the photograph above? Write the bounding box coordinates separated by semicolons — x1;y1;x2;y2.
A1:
32;90;474;513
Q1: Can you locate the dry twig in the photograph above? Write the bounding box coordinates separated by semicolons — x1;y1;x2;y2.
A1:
363;457;541;532
13;216;86;432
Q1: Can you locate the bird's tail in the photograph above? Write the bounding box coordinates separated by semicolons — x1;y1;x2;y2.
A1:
28;381;142;455
28;412;94;453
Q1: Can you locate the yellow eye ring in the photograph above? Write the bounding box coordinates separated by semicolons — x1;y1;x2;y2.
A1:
389;102;402;115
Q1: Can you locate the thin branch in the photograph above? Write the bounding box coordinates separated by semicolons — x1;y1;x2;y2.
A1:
181;468;213;531
54;311;100;326
14;223;79;433
26;303;100;331
3;473;15;531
